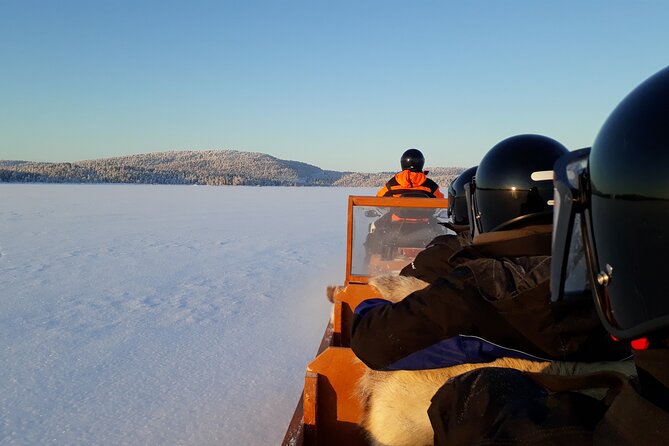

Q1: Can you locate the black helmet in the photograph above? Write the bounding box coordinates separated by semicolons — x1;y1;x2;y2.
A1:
400;149;425;172
447;166;477;226
473;134;569;233
551;66;669;340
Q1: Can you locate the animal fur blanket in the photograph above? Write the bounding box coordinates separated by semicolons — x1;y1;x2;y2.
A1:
356;356;636;446
326;275;429;304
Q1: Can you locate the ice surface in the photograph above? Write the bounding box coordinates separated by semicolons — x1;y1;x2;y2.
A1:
0;184;375;445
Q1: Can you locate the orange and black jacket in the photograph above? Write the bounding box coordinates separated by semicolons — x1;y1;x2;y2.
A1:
376;170;444;198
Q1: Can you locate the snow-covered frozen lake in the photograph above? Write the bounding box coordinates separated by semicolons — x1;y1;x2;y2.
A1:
0;184;375;445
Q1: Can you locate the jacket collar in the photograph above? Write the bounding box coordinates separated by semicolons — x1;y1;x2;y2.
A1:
454;224;552;260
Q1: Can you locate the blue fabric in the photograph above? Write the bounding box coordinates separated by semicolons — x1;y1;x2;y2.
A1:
383;335;549;371
353;298;392;317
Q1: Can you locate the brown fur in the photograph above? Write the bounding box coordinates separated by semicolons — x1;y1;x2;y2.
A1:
326;285;343;303
356;358;636;446
326;275;428;304
368;275;430;303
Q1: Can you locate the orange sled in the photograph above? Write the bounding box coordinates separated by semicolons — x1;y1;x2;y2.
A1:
282;196;449;445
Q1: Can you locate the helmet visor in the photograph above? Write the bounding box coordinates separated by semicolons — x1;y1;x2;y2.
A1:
588;192;669;339
551;148;591;302
464;181;480;237
447;186;455;219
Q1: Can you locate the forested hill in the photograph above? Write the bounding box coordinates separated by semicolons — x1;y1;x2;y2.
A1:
0;150;463;188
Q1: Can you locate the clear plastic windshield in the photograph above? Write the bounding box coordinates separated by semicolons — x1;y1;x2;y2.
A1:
350;204;450;277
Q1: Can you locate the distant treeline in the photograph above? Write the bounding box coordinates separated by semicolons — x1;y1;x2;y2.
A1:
0;150;463;188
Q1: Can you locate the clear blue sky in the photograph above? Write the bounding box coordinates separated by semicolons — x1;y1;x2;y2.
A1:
1;1;668;172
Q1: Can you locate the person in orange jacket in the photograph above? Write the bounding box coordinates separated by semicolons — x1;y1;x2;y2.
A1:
376;149;444;198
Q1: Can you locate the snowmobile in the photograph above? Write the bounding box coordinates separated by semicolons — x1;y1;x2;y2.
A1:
282;195;449;446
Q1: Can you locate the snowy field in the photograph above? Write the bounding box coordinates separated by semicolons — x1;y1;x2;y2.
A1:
0;184;375;445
